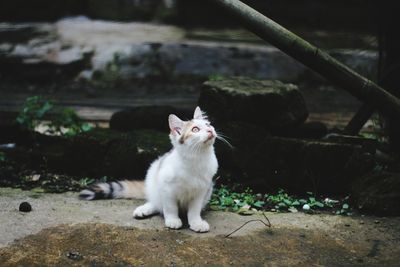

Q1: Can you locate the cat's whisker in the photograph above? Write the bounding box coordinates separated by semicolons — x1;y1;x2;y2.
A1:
216;131;232;140
216;135;234;149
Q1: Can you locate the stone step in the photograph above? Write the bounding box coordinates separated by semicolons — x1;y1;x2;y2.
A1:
0;18;378;83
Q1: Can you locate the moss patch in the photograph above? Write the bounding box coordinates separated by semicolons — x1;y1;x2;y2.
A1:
204;77;298;95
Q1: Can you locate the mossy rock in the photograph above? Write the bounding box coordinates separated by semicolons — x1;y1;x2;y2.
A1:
199;77;308;133
2;128;171;180
61;128;171;178
215;129;375;194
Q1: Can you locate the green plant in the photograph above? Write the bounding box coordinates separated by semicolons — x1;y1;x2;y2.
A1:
78;177;95;187
210;185;352;215
78;176;108;188
16;96;92;136
210;185;264;214
16;96;53;130
208;74;224;81
265;189;301;211
334;196;351;215
303;191;326;209
47;108;92;137
265;190;349;214
0;151;5;162
99;176;108;183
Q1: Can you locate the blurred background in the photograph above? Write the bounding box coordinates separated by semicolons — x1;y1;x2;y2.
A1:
0;0;381;128
2;0;400;205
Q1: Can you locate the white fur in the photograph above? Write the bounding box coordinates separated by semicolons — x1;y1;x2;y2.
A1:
133;107;218;232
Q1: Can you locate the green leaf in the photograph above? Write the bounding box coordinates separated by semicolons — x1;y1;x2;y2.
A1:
81;123;92;132
292;200;300;206
16;116;24;124
210;200;219;205
79;177;95;187
299;199;307;204
36;101;53;117
253;200;265;208
223;197;234;206
209;205;220;211
283;199;292;206
99;176;108;183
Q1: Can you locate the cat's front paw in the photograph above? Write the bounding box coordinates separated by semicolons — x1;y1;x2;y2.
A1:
133;207;145;218
133;203;156;219
190;220;210;233
165;218;182;229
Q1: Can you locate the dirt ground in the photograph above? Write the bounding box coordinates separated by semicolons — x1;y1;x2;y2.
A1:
0;188;400;266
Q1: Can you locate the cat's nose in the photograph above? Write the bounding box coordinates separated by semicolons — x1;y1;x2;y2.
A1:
207;129;215;138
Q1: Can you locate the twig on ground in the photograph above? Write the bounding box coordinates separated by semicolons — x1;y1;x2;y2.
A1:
225;212;271;238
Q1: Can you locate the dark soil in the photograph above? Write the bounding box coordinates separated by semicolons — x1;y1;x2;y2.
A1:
0;223;399;267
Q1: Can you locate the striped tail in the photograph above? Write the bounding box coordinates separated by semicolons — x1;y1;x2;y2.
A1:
79;180;145;200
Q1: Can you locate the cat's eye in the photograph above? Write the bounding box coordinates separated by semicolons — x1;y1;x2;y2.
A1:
192;126;200;133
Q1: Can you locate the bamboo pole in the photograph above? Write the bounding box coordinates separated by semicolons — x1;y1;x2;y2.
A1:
212;0;400;118
344;104;375;135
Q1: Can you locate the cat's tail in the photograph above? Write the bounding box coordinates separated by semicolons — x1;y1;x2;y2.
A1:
79;180;145;200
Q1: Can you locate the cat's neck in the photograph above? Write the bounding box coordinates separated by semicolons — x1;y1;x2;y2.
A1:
174;145;215;162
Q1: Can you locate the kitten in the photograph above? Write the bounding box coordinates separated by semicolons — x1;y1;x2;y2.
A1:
79;106;218;232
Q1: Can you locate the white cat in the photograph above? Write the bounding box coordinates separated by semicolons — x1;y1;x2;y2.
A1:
79;106;218;232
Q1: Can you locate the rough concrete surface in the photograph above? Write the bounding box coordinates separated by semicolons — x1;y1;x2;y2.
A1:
0;187;400;266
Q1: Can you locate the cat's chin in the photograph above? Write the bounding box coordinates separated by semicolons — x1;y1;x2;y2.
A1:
203;137;216;145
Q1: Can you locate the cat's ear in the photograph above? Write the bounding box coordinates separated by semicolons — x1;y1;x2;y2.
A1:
168;114;183;135
193;106;205;120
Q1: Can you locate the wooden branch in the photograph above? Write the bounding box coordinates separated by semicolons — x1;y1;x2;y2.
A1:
212;0;400;118
344;104;375;135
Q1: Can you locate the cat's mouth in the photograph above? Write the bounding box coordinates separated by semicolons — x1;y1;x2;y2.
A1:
204;132;216;143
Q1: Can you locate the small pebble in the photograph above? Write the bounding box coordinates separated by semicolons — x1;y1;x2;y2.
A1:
345;223;351;227
302;204;310;211
66;251;82;261
374;220;380;224
19;202;32;212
